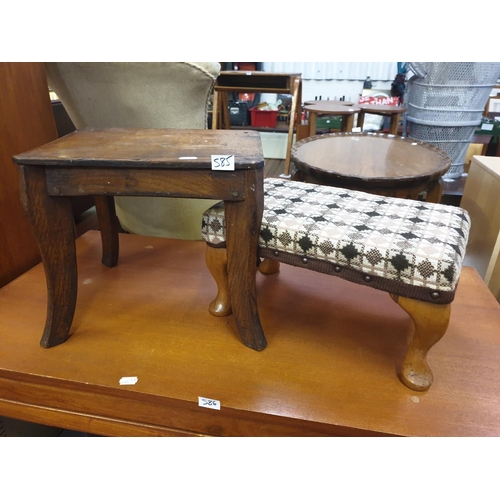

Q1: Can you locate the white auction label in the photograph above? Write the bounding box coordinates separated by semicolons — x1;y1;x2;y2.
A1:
119;376;138;385
211;155;235;171
198;396;221;410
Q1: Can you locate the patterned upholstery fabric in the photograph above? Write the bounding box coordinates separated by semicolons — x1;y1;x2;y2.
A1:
202;178;471;304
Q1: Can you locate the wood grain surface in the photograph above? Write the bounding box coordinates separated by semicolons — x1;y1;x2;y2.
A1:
0;62;58;287
13;128;264;170
0;231;499;436
291;132;450;188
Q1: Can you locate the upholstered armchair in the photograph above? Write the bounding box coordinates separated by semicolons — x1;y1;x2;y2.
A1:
44;62;221;240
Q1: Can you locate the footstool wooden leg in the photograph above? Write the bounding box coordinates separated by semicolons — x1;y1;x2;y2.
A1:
392;294;451;391
259;259;280;275
95;195;119;268
205;245;232;317
19;166;78;348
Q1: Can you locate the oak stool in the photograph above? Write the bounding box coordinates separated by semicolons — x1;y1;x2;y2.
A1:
14;128;267;352
202;178;471;391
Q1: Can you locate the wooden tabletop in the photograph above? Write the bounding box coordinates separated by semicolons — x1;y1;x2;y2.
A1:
305;102;360;114
305;100;354;106
0;231;499;436
13;128;264;170
291;132;451;188
358;104;407;114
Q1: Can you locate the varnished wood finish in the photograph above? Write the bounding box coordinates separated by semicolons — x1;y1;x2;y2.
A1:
205;248;280;317
14;128;266;351
304;103;361;135
224;168;266;350
18;166;77;347
291;132;451;201
212;71;302;177
94;196;119;267
0;63;59;288
205;244;450;391
305;100;354;106
0;232;499;436
14;128;264;168
206;246;232;316
259;258;280;275
357;104;407;135
392;295;451;391
46;168;247;199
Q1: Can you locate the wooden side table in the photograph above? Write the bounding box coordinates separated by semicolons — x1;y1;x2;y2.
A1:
13;128;267;351
212;71;302;177
304;102;360;136
291;132;451;202
357;104;407;135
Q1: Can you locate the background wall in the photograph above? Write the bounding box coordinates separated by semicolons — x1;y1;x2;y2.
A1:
261;62;399;104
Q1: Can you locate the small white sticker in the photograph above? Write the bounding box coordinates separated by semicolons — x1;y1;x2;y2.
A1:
211;155;235;171
119;376;138;385
198;396;221;410
481;123;494;131
179;156;198;160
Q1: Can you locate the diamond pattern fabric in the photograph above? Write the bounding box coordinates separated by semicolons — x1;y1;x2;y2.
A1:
202;178;470;303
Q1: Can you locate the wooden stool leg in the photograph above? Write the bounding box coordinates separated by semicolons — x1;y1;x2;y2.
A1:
94;195;119;267
425;179;444;204
389;114;400;135
308;112;317;137
205;245;232;317
392;294;451;391
18;166;78;348
259;259;280;275
357;110;365;131
224;169;267;351
342;113;355;132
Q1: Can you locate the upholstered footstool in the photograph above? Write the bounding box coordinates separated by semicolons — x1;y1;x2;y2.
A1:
201;178;471;391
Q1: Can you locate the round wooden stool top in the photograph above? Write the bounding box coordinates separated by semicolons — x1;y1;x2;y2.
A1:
304;102;360;114
304;99;354;106
291;132;451;198
358;104;407;115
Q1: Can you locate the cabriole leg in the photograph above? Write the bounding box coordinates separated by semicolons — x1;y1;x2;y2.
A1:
205;245;232;317
392;294;451;391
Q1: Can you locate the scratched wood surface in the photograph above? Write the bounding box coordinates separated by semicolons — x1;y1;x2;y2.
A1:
13;128;264;170
0;231;499;436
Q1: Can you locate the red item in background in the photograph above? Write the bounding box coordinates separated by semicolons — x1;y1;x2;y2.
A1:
250;107;278;128
359;95;401;106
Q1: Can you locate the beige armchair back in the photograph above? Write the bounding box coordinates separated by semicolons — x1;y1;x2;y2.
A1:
45;62;221;239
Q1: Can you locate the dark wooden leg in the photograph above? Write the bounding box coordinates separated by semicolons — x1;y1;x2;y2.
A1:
224;169;267;351
94;195;119;267
357;110;365;131
391;294;451;391
18;166;77;348
389;113;400;135
425;179;444;204
205;245;232;317
342;113;355;132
